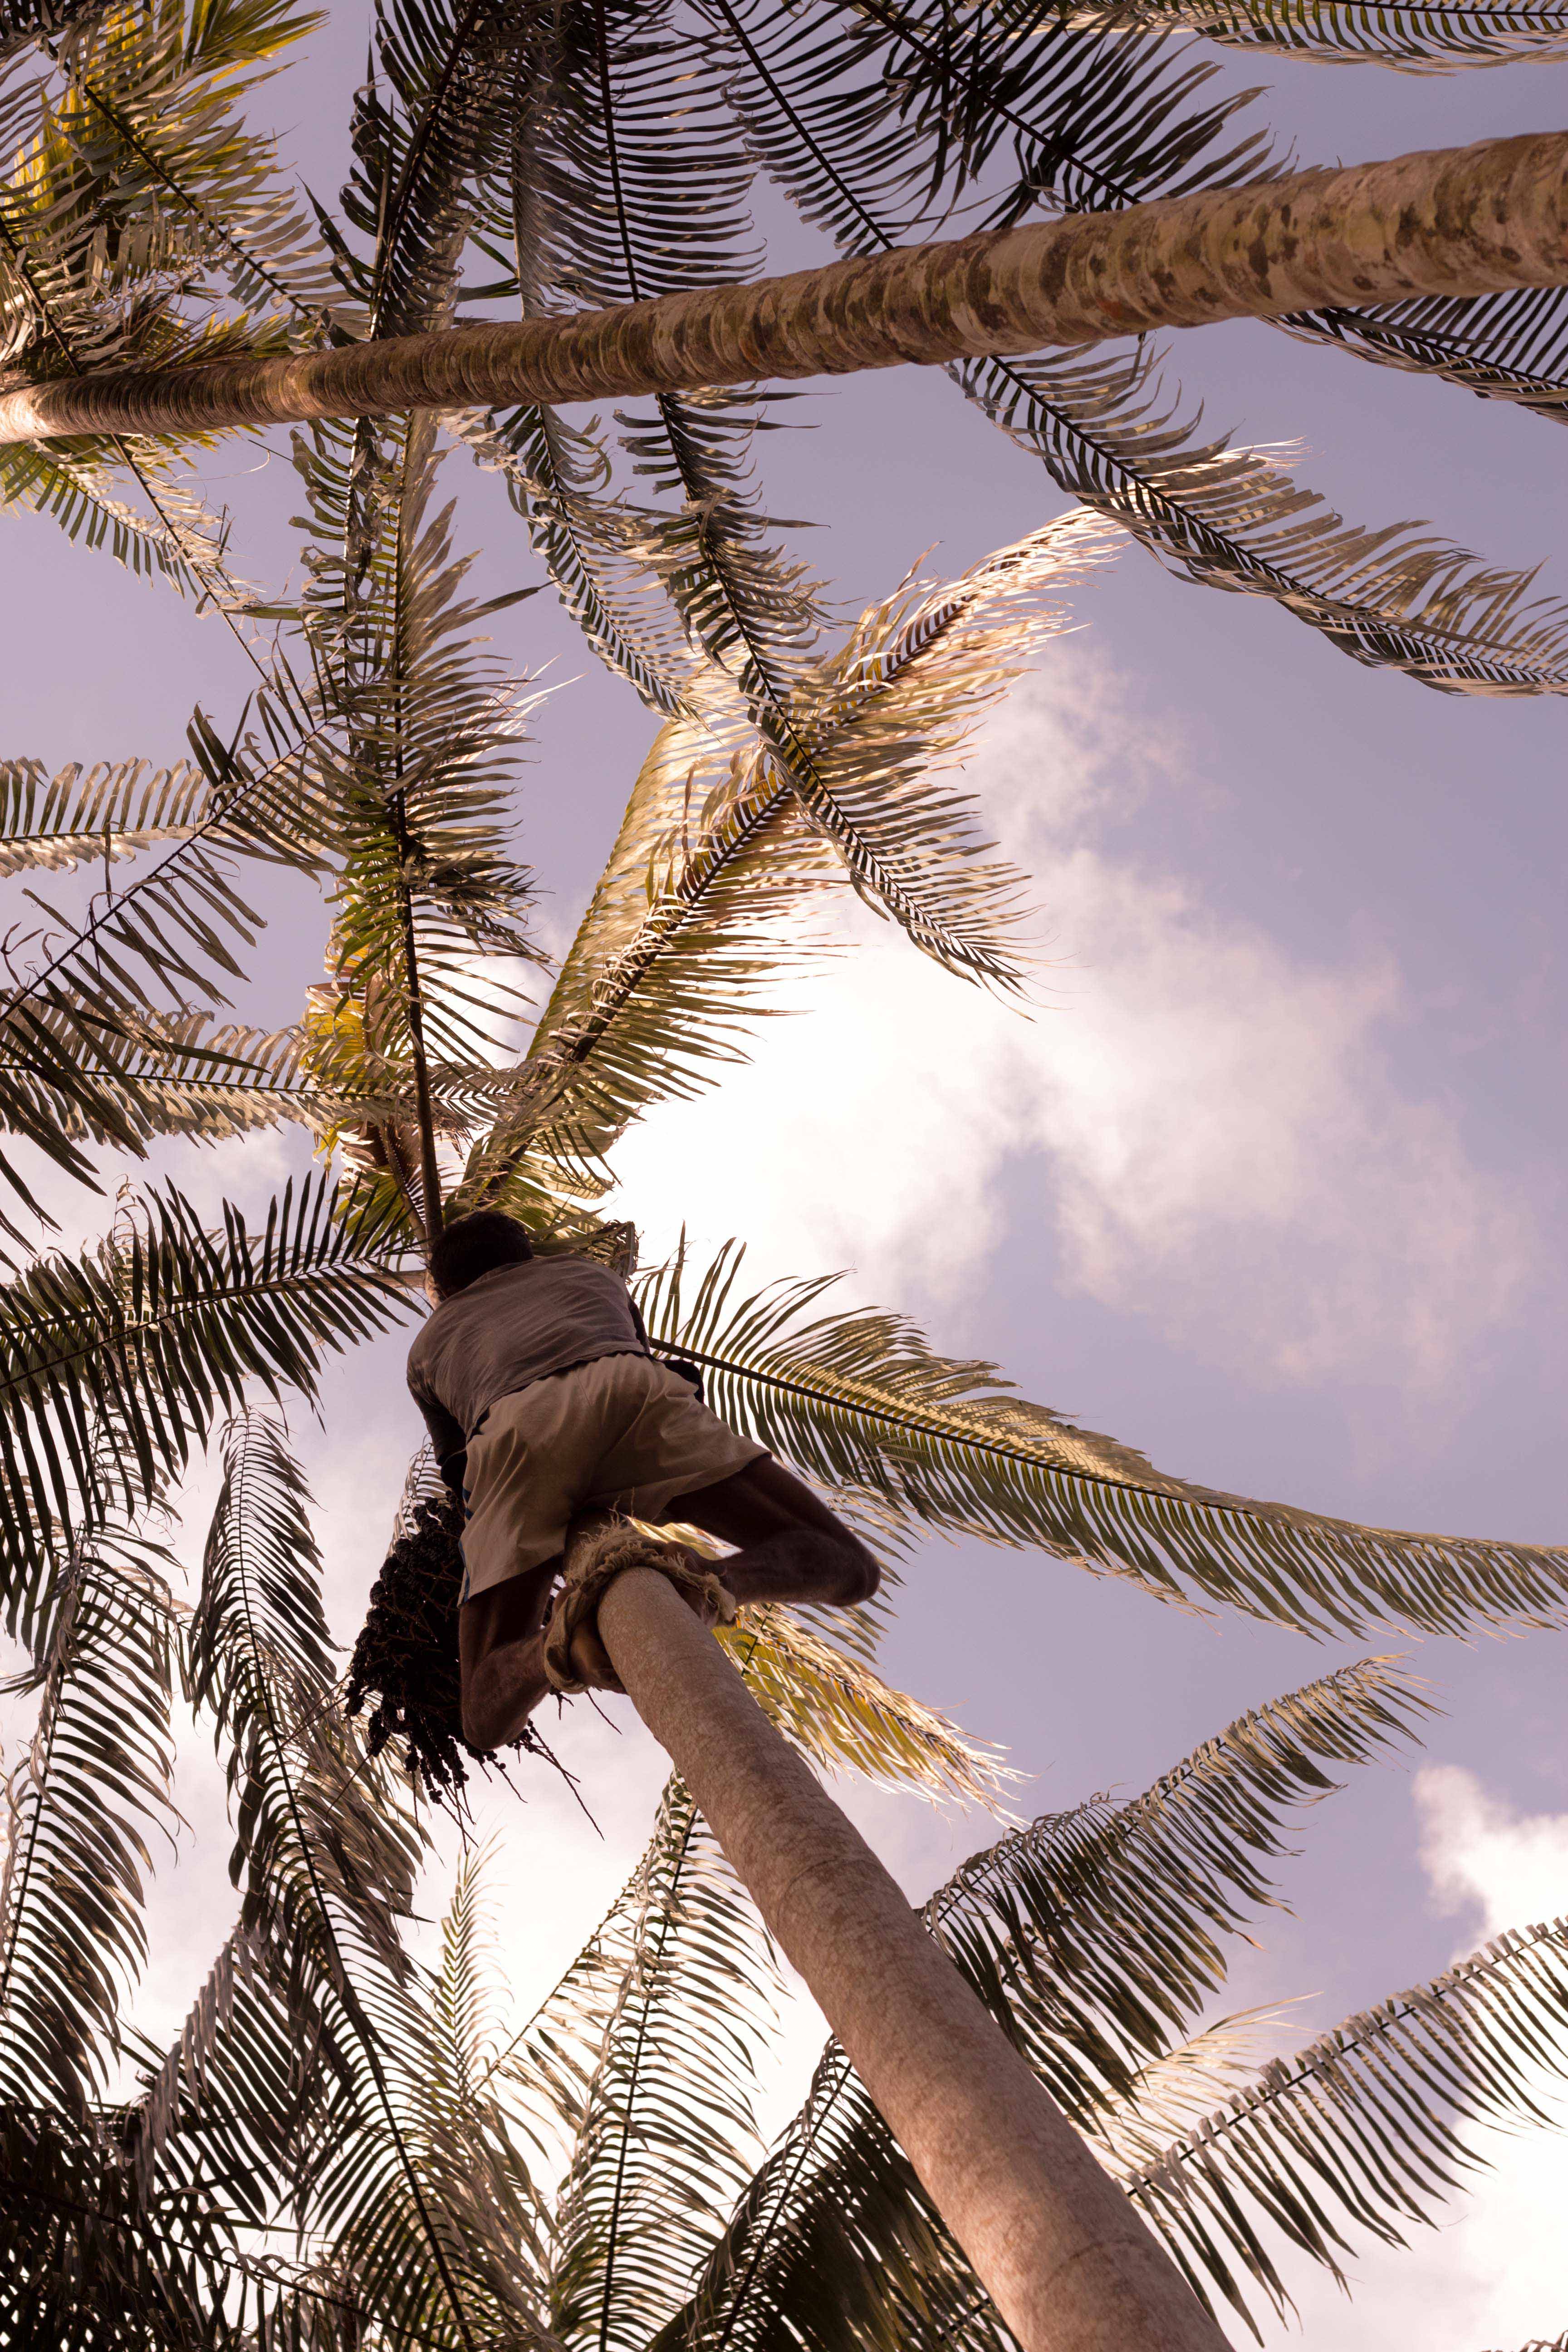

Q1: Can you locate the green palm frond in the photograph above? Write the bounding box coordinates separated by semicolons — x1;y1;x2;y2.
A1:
1128;1915;1568;2336
0;1522;178;2112
547;1775;783;2352
662;1657;1427;2352
0;1173;408;1625
637;1240;1568;1640
1060;0;1568;69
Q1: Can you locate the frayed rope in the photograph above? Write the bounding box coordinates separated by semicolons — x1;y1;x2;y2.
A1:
543;1519;736;1695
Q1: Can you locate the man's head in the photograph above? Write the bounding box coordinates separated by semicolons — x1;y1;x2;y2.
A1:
427;1210;535;1302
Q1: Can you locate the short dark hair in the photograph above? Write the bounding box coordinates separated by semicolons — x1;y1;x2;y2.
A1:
428;1210;534;1299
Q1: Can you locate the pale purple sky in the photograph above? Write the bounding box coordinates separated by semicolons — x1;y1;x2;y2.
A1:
4;25;1568;2346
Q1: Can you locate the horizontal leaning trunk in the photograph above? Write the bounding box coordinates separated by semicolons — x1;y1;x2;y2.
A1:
591;1560;1230;2352
1;128;1568;444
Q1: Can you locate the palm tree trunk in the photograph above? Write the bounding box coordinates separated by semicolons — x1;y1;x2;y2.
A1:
1;127;1566;445
589;1560;1229;2352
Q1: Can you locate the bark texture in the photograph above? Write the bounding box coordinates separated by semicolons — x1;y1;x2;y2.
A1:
592;1560;1229;2352
1;129;1568;444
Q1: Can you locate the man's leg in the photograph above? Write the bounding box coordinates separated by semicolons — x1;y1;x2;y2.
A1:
459;1558;557;1751
458;1458;878;1749
662;1455;881;1609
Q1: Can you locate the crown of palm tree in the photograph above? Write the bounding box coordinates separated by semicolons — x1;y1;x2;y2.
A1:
1;0;1567;2342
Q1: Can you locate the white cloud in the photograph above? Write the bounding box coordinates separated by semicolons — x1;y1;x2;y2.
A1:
609;648;1535;1393
1417;1764;1568;1948
1238;1769;1568;2352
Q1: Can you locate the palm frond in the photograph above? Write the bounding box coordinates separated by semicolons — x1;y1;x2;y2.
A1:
724;0;1568;694
957;340;1568;694
1;0;333;390
0;438;236;592
638;1241;1568;1641
662;1656;1428;2352
0;0;105;66
1128;1915;1568;2337
0;2098;264;2349
547;1774;783;2352
0;1523;179;2113
1059;0;1568;69
0;755;206;877
342;0;519;342
290;405;544;1245
443;401;700;721
1283;286;1568;425
176;1408;550;2351
494;0;1045;984
715;1598;1018;1814
0;1172;408;1630
46;0;346;336
1087;2008;1288;2177
466;512;1119;1206
0;681;340;1216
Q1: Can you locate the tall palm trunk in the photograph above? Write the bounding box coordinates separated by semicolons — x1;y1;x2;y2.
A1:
585;1551;1230;2352
1;127;1566;445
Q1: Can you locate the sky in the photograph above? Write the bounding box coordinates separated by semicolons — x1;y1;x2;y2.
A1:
2;14;1568;2348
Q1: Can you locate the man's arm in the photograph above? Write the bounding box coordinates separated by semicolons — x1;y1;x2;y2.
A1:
409;1379;469;1505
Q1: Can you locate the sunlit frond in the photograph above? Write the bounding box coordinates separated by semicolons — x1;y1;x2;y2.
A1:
466;511;1118;1205
172;1408;552;2348
0;756;205;877
0;438;236;592
1;0;336;396
715;1598;1018;1813
1088;2008;1290;2177
638;1241;1568;1642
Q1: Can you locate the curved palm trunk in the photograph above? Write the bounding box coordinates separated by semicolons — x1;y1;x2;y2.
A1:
590;1559;1228;2352
1;128;1567;446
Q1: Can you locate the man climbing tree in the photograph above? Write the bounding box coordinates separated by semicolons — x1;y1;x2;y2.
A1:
404;1210;880;1749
